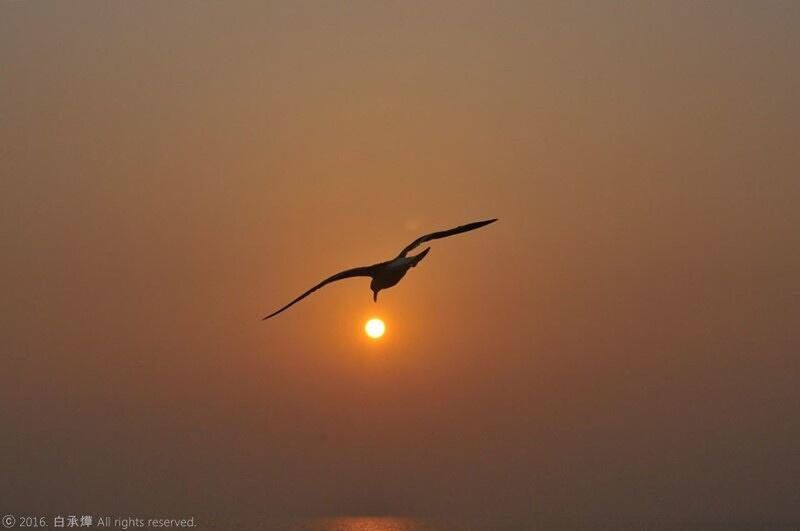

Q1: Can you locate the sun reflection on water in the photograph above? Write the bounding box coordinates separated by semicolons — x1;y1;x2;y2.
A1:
314;517;431;531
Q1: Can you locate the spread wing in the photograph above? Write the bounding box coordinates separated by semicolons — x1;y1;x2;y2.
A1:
397;218;498;257
262;264;379;320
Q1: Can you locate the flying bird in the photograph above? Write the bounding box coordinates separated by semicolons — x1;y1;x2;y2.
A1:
262;218;498;320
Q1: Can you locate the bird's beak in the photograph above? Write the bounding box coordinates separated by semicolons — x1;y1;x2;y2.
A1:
373;291;378;302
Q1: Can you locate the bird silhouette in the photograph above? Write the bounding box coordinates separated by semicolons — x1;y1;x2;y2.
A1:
262;218;498;320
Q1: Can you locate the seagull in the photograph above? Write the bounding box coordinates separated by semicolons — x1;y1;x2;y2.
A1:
262;218;498;320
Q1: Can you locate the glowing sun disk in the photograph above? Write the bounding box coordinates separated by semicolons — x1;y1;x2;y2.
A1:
365;318;386;339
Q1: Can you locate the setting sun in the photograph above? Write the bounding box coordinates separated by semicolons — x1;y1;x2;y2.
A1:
364;318;386;339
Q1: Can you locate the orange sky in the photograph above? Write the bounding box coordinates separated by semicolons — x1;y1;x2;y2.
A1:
1;1;799;524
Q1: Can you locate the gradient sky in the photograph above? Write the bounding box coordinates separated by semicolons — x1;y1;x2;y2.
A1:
1;1;799;524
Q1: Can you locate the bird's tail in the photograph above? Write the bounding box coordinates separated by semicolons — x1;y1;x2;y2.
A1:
410;247;430;266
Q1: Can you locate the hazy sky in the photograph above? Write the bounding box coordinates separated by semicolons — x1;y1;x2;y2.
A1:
1;1;799;524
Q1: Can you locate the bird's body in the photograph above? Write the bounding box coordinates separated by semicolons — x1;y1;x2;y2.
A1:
262;219;495;319
369;247;430;297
